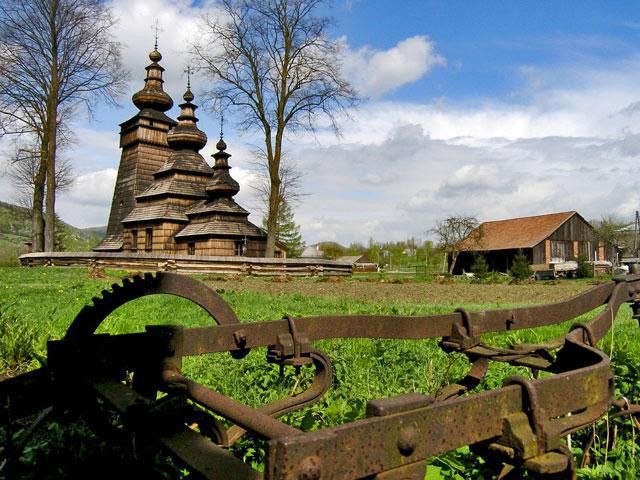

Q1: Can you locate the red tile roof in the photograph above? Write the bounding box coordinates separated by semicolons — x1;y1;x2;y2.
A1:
460;211;576;251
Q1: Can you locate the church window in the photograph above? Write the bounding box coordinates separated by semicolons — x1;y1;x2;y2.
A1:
188;242;195;255
234;241;244;256
145;228;153;251
131;230;138;251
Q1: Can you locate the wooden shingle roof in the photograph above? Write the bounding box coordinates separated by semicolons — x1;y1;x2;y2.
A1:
460;211;577;252
136;178;207;199
122;204;189;224
153;152;214;177
93;233;123;251
174;220;265;239
185;198;248;216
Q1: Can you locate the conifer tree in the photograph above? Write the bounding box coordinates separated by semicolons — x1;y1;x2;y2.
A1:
510;249;533;280
471;254;489;281
263;201;304;258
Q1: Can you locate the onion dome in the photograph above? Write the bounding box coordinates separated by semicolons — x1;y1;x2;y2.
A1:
166;87;207;150
206;137;240;197
132;49;173;112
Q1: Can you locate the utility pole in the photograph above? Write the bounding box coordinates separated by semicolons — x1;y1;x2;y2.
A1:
635;210;639;257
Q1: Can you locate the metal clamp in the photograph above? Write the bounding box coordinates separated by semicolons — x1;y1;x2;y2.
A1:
569;323;596;347
440;307;481;352
267;315;312;370
487;376;576;478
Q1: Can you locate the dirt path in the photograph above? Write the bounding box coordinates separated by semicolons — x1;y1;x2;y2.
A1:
202;276;597;305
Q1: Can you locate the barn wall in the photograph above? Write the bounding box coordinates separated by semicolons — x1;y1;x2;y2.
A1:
547;215;597;242
546;215;611;262
454;249;532;274
533;242;546;264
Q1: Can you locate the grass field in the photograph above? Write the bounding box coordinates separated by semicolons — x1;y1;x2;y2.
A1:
1;267;640;479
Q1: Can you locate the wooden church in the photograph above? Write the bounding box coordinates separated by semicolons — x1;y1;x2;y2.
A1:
95;47;286;258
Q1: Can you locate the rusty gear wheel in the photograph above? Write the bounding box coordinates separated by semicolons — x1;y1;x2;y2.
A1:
65;272;240;340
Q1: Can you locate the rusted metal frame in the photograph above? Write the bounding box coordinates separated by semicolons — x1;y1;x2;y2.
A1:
4;272;637;480
433;358;490;402
226;349;333;445
264;342;612;480
261;281;632;479
88;379;261;480
65;272;239;340
162;370;301;440
179;281;619;357
0;368;53;419
566;278;635;347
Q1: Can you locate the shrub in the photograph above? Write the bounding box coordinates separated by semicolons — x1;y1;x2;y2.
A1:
471;254;489;283
510;249;532;280
575;253;593;278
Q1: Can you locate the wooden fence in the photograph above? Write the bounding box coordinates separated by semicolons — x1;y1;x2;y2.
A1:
19;252;353;276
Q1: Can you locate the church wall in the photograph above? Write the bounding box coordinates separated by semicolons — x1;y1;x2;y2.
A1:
123;221;184;253
173;238;285;258
120;120;171;148
103;141;172;240
174;173;211;183
175;238;236;256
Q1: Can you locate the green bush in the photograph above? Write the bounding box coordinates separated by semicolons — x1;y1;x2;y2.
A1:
471;254;489;283
575;253;593;278
510;249;532;280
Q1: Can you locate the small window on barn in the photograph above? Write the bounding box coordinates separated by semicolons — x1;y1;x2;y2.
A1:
234;241;244;256
131;230;138;251
145;228;153;251
188;242;195;255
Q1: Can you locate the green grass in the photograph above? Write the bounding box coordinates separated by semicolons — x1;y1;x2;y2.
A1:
1;267;640;478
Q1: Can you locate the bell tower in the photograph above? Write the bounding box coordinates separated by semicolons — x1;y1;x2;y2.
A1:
95;46;176;250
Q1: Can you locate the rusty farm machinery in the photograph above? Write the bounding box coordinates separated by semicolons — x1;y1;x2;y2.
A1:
2;272;640;479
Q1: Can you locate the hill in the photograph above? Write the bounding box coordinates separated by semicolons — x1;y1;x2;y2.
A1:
0;201;105;266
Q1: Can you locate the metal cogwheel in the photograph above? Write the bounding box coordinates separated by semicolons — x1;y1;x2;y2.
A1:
65;272;240;340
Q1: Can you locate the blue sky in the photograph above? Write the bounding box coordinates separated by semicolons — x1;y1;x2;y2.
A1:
3;0;640;244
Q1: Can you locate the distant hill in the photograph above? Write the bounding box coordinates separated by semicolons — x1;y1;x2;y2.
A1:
81;225;107;239
0;200;105;266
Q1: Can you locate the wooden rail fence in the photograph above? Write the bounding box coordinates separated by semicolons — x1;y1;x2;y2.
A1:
19;252;353;276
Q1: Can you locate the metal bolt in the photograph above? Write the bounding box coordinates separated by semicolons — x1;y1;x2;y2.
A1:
296;455;321;480
397;423;419;456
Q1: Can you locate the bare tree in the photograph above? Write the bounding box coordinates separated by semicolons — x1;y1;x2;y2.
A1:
6;137;75;208
193;0;358;257
0;0;126;251
430;215;481;274
592;215;634;258
250;152;306;217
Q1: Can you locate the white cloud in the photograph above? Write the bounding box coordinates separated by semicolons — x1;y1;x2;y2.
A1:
342;35;445;98
57;169;117;227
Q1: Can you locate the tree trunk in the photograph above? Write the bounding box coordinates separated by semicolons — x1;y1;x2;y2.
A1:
44;0;59;252
31;150;47;252
265;129;283;258
448;252;458;275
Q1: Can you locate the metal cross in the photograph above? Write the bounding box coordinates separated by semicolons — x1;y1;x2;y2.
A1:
184;66;192;89
220;113;224;139
152;19;161;50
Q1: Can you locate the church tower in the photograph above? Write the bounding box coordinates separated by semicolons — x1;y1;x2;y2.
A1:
121;81;213;252
95;46;176;251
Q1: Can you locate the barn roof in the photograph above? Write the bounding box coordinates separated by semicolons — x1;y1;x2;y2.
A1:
460;211;578;251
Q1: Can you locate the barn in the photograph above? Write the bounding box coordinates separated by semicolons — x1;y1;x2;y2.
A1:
454;211;615;274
